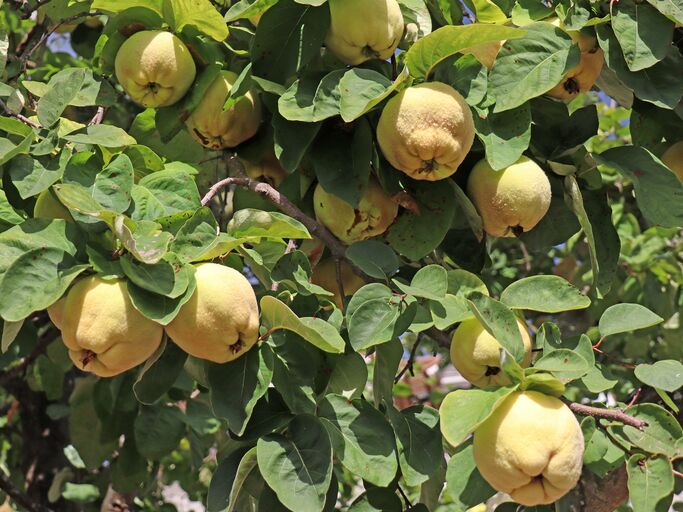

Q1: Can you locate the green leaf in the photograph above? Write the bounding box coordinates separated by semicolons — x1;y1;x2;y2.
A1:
489;22;580;113
36;68;87;127
339;67;410;123
207;448;251;512
228;209;310;239
348;488;402;512
595;146;683;227
467;292;526;363
326;353;367;400
405;23;526;81
120;255;191;298
599;303;663;337
92;0;163;14
163;0;229;41
387;405;442;487
63;124;137;147
257;414;333;512
439;387;515;447
387;180;457;261
0;248;87;322
225;0;278;21
500;275;591;312
645;0;683;24
348;299;399;351
115;216;173;264
169;207;218;263
133;340;188;405
318;394;398;487
62;483;100;503
133;167;201;219
127;274;196;325
260;296;345;353
626;454;674;512
134;405;186;460
310;119;372;208
8;153;66;199
272;112;321;173
444;439;495;509
208;345;274;436
612;1;674;72
278;71;344;122
251;0;329;84
532;349;591;381
634;360;683;392
618;404;683;458
597;25;683;109
270;332;321;415
394;264;448;300
372;338;402;408
473;103;532;171
346;240;400;280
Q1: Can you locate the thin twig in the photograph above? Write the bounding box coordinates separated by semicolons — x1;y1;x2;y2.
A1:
396;484;411;509
0;329;56;387
674;469;683;479
425;326;452;349
394;336;422;383
566;401;647;430
88;105;105;126
334;257;347;310
0;98;41;129
0;470;54;512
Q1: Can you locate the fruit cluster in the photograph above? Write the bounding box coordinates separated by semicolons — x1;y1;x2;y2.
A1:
48;263;259;377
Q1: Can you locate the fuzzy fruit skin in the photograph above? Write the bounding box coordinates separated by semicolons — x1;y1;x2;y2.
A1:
377;82;475;181
546;22;604;100
60;277;163;377
185;70;261;150
47;297;66;330
473;391;584;506
325;0;404;65
34;189;73;222
450;317;532;388
115;31;196;108
312;258;365;308
467;156;551;237
661;141;683;181
244;153;287;187
165;263;260;363
313;178;398;244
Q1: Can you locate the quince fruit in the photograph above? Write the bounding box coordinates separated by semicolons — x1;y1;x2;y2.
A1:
47;297;66;329
115;30;196;108
34;189;73;222
165;263;260;363
473;391;584;506
185;70;261;150
325;0;404;65
311;258;365;309
60;276;163;377
547;20;604;100
467;156;551;237
244;152;288;187
377;82;475;181
450;317;532;388
661;141;683;181
313;178;398;244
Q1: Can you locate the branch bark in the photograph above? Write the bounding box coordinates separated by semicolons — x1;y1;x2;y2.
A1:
566;401;647;429
0;470;54;512
0;98;41;129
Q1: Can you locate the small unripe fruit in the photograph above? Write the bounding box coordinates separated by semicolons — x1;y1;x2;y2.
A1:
660;141;683;182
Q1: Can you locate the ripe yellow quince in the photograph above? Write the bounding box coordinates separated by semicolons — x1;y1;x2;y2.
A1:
466;505;488;512
311;258;365;309
325;0;404;65
185;70;262;150
473;391;584;506
244;152;288;187
165;263;260;363
313;178;398;244
546;20;604;100
60;276;163;377
115;30;196;108
467;156;551;237
34;189;73;222
47;297;66;329
377;82;475;181
660;141;683;181
450;317;532;388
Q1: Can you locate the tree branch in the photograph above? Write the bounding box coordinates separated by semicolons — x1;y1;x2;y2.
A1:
565;401;647;429
0;470;54;512
0;98;41;129
0;329;56;387
201;165;347;260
